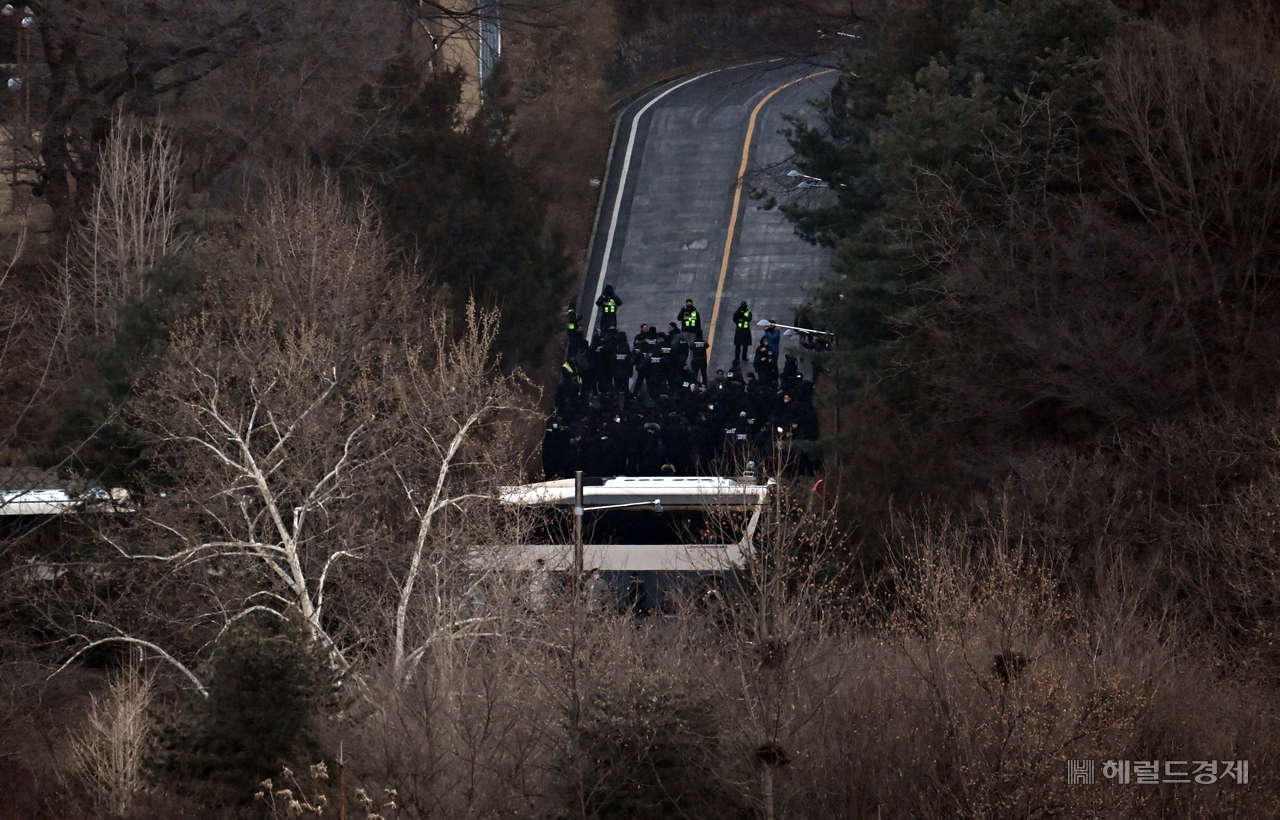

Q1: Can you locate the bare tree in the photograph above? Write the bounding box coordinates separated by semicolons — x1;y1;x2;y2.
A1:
0;222;42;464
52;112;183;343
14;0;407;229
43;173;383;687
877;506;1134;818
63;659;156;817
0;220;74;573
385;299;535;682
53;169;538;693
699;470;852;820
1102;7;1280;387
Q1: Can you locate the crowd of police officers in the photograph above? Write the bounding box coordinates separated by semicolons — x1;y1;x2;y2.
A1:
543;285;824;480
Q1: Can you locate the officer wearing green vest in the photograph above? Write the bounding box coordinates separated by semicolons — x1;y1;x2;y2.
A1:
565;299;586;359
732;301;752;363
596;284;622;331
555;359;581;409
677;298;702;344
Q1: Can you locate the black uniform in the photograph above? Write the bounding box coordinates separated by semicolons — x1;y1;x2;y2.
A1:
732;302;752;362
542;416;569;479
556;361;581;410
542;295;823;480
596;285;622;331
610;334;635;393
671;332;689;379
753;340;777;388
564;300;585;361
586;331;608;393
662;414;694;475
689;336;709;384
657;333;677;392
780;354;800;389
677;302;702;342
638;423;665;474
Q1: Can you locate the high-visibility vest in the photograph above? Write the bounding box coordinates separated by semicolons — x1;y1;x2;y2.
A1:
561;360;576;377
683;309;699;329
603;298;618;314
566;307;579;330
736;310;751;329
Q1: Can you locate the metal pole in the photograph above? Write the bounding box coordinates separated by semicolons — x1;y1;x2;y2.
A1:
573;470;584;587
337;741;346;820
832;333;839;461
12;18;19;187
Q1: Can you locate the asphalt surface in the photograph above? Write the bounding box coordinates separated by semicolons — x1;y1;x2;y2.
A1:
581;60;837;375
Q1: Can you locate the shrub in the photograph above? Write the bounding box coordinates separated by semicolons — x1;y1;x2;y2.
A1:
155;617;334;806
565;682;742;820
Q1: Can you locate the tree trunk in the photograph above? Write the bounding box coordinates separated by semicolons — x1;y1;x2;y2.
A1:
762;765;775;820
36;19;82;238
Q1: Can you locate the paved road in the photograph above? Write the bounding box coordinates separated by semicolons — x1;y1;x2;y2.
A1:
581;61;836;375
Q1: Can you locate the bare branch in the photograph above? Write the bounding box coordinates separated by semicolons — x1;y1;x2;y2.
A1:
51;637;208;697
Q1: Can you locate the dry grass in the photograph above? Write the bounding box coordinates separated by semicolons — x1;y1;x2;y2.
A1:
279;500;1280;820
16;501;1278;820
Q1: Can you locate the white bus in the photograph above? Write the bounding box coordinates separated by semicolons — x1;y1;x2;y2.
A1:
494;474;771;614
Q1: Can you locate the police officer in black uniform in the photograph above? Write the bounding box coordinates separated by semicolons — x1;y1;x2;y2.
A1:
610;331;635;394
689;334;709;385
677;299;702;345
596;285;622;331
565;299;586;360
732;301;753;363
556;360;581;410
753;338;777;388
542;414;569;479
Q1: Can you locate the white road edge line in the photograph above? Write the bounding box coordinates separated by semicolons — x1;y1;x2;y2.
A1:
580;94;627;318
586;59;782;335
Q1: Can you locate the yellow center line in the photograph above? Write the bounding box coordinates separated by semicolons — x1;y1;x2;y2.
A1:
707;69;835;363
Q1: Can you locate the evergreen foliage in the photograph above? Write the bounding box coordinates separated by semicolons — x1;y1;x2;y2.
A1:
785;0;1280;595
155;617;335;806
782;1;1133;474
49;250;214;481
786;0;1126;378
565;683;741;820
327;58;572;363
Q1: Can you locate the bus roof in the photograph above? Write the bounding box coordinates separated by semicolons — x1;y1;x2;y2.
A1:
0;487;132;516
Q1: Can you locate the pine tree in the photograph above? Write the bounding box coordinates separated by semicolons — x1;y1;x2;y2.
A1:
327;58;572;363
156;617;334;806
